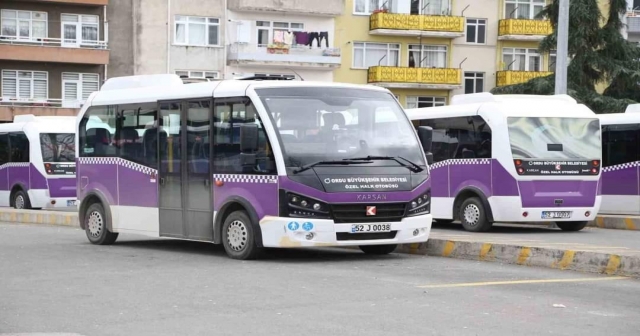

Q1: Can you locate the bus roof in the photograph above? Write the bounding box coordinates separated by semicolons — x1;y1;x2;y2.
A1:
598;112;640;125
88;75;391;107
0;115;75;133
406;93;596;121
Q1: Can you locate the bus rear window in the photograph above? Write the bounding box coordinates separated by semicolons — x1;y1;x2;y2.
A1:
41;133;75;162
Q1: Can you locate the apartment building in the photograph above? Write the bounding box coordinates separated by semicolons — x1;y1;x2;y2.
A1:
624;0;640;43
0;0;109;121
333;0;560;107
226;0;342;81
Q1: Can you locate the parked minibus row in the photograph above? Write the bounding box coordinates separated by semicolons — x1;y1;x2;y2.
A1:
3;74;638;260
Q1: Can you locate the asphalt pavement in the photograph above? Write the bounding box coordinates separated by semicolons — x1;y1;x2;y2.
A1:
1;223;640;336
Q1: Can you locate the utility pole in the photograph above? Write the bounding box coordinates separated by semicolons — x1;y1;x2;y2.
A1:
555;0;569;94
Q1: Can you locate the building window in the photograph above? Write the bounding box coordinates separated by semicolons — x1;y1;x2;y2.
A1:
408;45;447;68
175;15;220;46
549;50;556;72
466;18;486;44
0;10;47;40
505;0;546;19
256;21;304;47
411;0;451;15
464;72;485;94
62;73;99;107
502;48;541;71
353;42;400;68
1;70;48;100
61;14;99;46
354;0;389;14
175;70;219;80
406;96;446;109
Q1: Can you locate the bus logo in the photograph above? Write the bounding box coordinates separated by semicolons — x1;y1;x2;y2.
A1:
366;206;377;216
555;164;561;170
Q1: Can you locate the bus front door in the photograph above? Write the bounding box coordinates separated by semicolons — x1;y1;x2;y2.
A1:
158;100;214;241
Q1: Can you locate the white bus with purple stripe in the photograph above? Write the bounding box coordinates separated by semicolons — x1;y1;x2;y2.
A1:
598;105;640;215
0;115;76;210
75;74;433;260
406;93;602;232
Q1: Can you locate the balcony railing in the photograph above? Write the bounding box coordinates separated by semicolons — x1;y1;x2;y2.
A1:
498;19;552;38
0;35;108;49
496;70;553;86
227;43;341;69
368;66;462;87
370;12;464;35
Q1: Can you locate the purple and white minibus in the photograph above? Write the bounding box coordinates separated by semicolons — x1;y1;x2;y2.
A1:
75;74;434;260
406;93;602;232
0;115;76;210
599;105;640;215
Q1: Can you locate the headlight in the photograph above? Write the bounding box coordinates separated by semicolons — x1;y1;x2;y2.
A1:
284;192;329;219
406;191;430;217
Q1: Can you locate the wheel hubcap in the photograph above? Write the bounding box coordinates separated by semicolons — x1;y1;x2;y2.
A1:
464;204;481;226
227;220;248;252
87;210;103;238
15;195;24;209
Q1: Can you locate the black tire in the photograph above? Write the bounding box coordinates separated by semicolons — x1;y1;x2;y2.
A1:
85;203;118;245
436;219;454;224
222;210;262;260
556;221;588;232
459;197;492;232
359;244;397;255
13;190;32;210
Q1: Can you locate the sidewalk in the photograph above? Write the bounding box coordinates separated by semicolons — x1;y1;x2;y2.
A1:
591;214;640;231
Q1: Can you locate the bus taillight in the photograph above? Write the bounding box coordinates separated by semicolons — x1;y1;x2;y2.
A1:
515;159;523;166
517;167;524;175
592;160;599;166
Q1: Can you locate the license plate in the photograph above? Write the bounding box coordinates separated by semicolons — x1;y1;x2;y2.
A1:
67;200;77;207
541;211;572;219
351;224;391;233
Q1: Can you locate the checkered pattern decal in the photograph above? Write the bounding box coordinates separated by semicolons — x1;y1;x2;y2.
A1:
213;174;278;184
78;157;157;175
603;161;640;173
0;162;30;169
430;159;492;170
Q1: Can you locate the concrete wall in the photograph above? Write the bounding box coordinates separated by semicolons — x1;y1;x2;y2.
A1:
228;0;344;17
135;0;169;74
107;0;134;78
451;0;500;96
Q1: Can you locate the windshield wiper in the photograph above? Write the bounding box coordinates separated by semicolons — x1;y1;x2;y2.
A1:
293;160;373;174
345;156;424;173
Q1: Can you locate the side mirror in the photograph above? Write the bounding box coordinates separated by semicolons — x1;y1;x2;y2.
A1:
240;123;259;152
425;152;434;165
417;126;433;152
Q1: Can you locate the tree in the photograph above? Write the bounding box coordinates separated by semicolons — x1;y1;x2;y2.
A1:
491;0;640;114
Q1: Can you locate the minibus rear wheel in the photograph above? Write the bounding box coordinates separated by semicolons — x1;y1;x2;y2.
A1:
459;197;492;232
85;203;118;245
359;244;397;255
12;190;31;210
556;221;588;232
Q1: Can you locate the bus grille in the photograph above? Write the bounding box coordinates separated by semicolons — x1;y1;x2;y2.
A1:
330;203;407;223
336;231;397;241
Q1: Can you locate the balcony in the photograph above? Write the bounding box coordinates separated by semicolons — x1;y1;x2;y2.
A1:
367;66;462;90
0;98;78;122
227;43;341;70
496;70;553;86
0;36;109;65
369;12;464;38
628;16;640;34
498;19;552;41
227;0;343;16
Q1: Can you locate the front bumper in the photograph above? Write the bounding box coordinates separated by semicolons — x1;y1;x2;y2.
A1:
258;214;433;248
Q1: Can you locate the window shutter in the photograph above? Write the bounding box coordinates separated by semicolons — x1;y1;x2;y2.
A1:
1;71;17;98
81;74;99;100
33;71;47;99
64;82;78;101
62;73;80;81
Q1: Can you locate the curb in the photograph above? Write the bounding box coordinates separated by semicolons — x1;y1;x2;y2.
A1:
0;209;78;227
397;239;640;278
590;216;640;231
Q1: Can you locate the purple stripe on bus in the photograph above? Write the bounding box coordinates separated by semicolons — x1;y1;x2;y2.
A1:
430;165;449;197
118;165;158;207
518;180;598;208
492;160;519;196
77;163;118;205
212;180;279;220
449;162;492;198
47;178;76;198
278;176;430;203
8;166;30;191
600;166;638;196
30;164;48;190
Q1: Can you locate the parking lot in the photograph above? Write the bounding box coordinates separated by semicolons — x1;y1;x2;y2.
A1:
1;223;640;336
